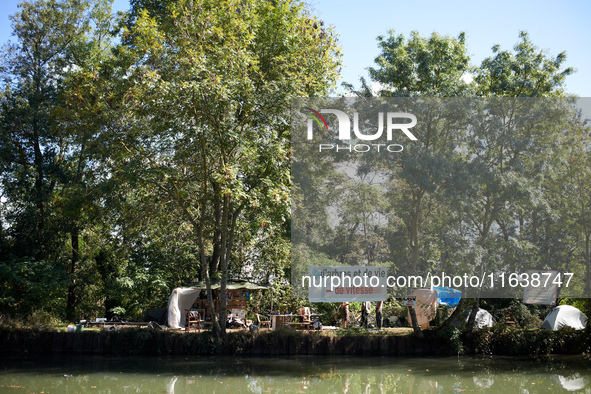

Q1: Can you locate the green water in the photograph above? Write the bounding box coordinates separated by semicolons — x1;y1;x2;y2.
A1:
0;355;590;393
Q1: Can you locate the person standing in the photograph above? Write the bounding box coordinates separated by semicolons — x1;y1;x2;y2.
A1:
341;302;350;327
361;301;370;328
376;300;384;329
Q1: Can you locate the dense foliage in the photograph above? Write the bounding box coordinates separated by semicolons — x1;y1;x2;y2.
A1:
0;0;340;331
0;0;586;335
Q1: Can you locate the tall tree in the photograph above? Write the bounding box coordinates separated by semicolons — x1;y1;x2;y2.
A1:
365;31;471;335
475;31;574;98
460;32;575;330
0;0;115;319
108;0;340;335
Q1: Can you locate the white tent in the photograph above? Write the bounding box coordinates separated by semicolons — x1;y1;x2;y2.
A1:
466;308;495;330
541;305;587;330
451;308;495;330
551;373;588;391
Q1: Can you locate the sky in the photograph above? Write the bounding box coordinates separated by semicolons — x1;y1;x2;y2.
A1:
0;0;590;96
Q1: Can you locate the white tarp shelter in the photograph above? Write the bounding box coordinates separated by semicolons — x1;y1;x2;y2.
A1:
167;279;268;329
407;289;438;328
541;305;587;331
168;287;201;329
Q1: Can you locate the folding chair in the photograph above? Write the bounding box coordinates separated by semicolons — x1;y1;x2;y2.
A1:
256;313;271;330
186;309;202;332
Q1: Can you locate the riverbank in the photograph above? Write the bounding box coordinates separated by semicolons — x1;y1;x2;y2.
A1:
1;325;587;357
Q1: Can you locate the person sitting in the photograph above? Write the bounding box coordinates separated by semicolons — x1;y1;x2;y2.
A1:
298;307;311;322
226;314;247;329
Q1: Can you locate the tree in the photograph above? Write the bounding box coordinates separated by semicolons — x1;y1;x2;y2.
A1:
459;32;575;330
107;0;340;335
369;31;472;97
364;31;472;336
475;31;574;98
0;0;115;319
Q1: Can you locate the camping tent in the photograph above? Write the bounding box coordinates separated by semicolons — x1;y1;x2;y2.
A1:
407;289;439;328
450;307;495;330
167;279;267;329
541;305;587;330
465;308;495;330
551;373;588;391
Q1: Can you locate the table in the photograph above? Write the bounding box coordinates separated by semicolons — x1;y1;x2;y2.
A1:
270;313;324;331
271;314;292;330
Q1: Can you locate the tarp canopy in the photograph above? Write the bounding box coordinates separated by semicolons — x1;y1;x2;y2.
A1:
432;286;462;307
541;305;587;331
407;289;438;328
167;279;267;329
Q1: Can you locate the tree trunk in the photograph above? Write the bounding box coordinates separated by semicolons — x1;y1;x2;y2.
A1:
66;229;79;321
210;184;222;274
410;190;422;269
407;190;425;336
408;306;424;338
217;196;231;336
439;297;465;329
465;300;479;332
586;232;590;296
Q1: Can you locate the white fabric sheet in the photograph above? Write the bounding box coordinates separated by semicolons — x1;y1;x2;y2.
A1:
167;288;200;329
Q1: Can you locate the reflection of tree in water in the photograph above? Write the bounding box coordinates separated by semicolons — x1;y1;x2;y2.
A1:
167;376;178;394
3;356;591;393
198;357;590;393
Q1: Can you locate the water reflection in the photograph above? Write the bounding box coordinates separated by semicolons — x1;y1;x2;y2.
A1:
1;355;591;393
551;373;588;392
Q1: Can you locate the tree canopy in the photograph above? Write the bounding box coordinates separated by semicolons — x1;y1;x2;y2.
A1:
1;0;588;336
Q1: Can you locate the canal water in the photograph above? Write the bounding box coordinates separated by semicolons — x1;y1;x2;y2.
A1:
0;355;590;393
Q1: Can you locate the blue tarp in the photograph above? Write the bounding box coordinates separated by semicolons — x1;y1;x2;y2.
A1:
432;286;462;307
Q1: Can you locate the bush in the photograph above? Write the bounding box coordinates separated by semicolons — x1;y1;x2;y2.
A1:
312;302;342;326
472;325;585;356
435;326;464;355
0;310;64;331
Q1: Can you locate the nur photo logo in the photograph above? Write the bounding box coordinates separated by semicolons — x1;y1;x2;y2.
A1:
302;107;418;153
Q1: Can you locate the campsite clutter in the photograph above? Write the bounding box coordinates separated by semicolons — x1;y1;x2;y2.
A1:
167;279;267;329
159;282;589;332
72;279;587;333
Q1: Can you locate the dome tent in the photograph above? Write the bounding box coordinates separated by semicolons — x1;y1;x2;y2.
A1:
541;305;587;331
